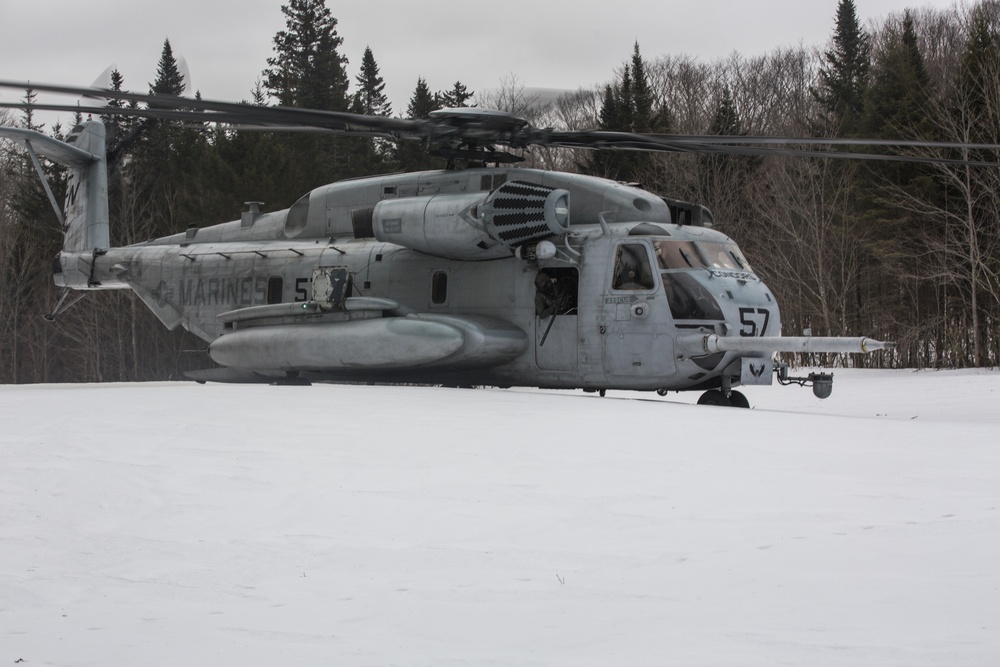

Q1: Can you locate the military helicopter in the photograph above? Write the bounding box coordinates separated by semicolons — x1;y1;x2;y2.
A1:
4;80;996;406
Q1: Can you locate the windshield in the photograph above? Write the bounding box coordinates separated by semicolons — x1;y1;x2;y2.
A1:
654;239;752;272
653;240;704;270
699;242;750;271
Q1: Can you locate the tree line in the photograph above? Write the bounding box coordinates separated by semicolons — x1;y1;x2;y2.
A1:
1;0;999;383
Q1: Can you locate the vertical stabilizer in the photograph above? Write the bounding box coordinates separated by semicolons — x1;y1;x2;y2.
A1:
60;121;110;251
0;120;109;252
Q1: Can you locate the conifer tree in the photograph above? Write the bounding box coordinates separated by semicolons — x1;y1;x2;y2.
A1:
396;78;444;172
150;39;186;96
262;0;349;111
699;86;742;193
860;11;937;214
629;43;653;133
438;81;474;108
101;70;127;136
863;12;931;138
352;46;391;117
407;77;437;118
584;43;661;182
956;6;997;135
261;0;353;190
814;0;871;131
135;38;212;240
20;88;42;132
852;12;941;363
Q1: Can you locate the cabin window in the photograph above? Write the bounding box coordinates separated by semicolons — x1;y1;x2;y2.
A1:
267;276;283;304
431;271;448;304
612;243;655;291
534;267;579;317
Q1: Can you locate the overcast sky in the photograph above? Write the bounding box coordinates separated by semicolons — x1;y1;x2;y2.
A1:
1;0;964;126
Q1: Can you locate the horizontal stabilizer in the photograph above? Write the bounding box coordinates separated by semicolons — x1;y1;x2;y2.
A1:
0;126;100;167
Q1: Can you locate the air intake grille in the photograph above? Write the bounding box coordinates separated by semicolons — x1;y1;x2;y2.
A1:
482;180;570;247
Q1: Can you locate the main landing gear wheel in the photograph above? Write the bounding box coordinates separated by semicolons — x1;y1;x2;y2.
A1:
729;390;750;409
697;389;730;406
697;389;751;408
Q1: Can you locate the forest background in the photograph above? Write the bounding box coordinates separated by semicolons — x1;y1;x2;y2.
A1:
2;0;999;383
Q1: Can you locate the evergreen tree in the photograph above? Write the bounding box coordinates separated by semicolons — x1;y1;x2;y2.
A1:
133;39;210;239
150;39;186;96
699;86;742;194
854;12;941;365
584;43;662;183
101;70;127;136
956;6;997;135
396;77;444;172
262;0;349;111
20;88;42;132
814;0;871;131
346;47;392;173
438;81;474;108
407;77;437;118
261;0;354;190
629;42;653;132
860;11;937;216
351;46;391;116
697;85;761;236
585;83;626;179
863;12;931;138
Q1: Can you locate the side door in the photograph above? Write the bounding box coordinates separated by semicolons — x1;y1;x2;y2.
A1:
534;267;580;371
601;240;676;378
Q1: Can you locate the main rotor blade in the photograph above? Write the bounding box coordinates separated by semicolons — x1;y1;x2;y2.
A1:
539;129;1000;153
0;100;409;140
5;78;1000;165
0;79;427;137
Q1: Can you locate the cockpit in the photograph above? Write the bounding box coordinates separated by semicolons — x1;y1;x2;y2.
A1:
610;235;756;324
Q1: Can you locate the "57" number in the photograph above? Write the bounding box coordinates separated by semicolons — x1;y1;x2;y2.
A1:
739;307;770;337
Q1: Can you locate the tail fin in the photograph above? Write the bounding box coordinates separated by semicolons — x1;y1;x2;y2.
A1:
0;120;109;251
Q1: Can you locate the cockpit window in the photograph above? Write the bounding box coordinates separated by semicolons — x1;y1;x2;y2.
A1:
699;242;746;271
662;272;725;320
653;239;706;270
726;244;752;271
612;243;656;290
654;239;753;272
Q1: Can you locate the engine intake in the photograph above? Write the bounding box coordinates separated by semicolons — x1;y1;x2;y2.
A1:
372;180;570;260
480;180;571;246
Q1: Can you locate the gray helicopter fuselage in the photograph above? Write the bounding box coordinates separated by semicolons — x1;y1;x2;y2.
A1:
64;166;778;391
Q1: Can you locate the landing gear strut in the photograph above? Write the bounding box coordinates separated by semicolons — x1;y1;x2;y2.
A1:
697;389;750;408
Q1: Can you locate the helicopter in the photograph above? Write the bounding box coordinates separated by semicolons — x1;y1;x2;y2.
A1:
4;80;995;406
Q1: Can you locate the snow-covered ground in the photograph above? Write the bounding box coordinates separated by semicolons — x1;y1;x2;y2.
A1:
2;369;998;666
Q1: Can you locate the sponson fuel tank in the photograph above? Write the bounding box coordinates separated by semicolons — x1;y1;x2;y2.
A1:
208;314;527;372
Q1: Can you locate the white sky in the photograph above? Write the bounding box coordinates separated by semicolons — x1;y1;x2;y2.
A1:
1;0;962;124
